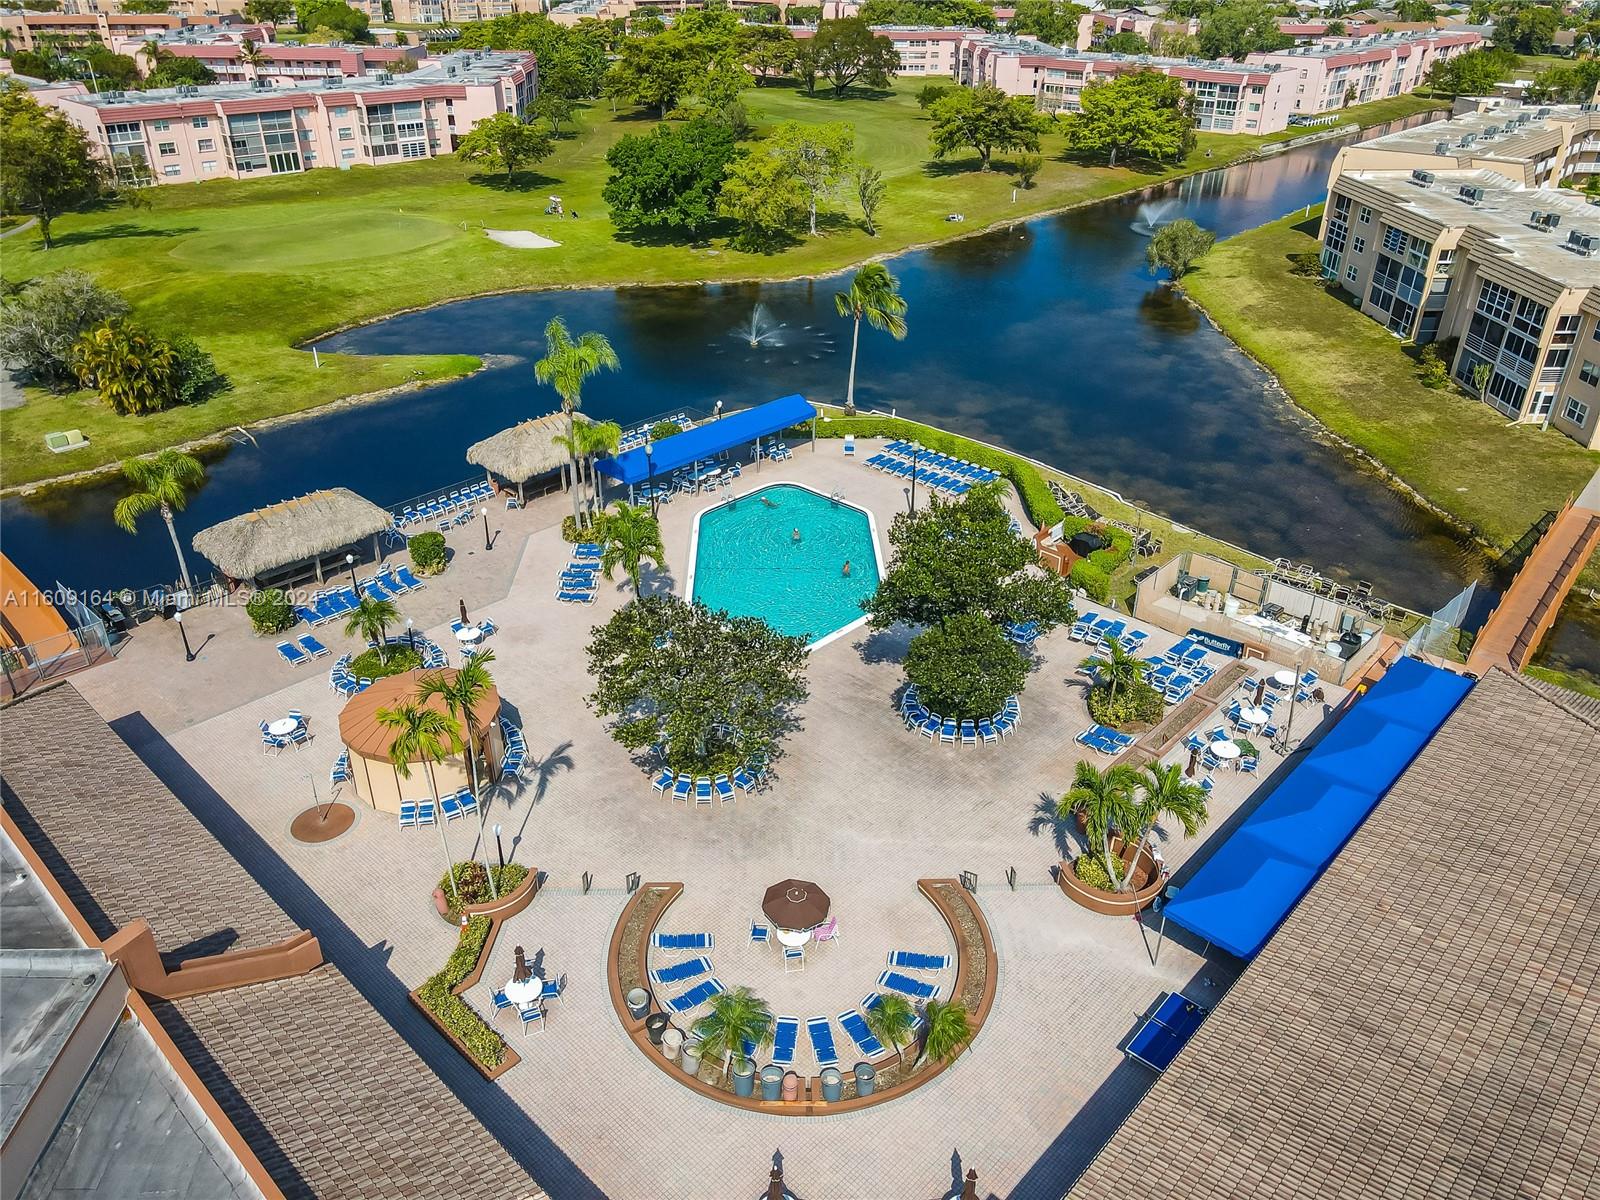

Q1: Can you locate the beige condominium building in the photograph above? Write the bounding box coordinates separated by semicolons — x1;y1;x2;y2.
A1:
1318;167;1600;449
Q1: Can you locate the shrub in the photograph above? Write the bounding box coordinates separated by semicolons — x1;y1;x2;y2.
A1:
409;531;447;575
168;333;228;405
561;509;611;544
1069;558;1111;603
436;861;530;922
0;270;128;388
415;915;506;1069
1086;679;1165;728
905;612;1027;720
245;588;295;635
1073;854;1114;890
649;419;683;441
1288;250;1324;279
348;645;422;680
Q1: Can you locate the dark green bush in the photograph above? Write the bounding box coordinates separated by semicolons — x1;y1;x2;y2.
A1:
416;915;505;1069
1073;854;1114;890
348;645;422;680
561;510;611;544
1069;558;1111;602
409;531;447;574
245;588;295;635
436;861;531;922
905;612;1026;720
1288;250;1324;279
1086;679;1165;728
649;419;683;441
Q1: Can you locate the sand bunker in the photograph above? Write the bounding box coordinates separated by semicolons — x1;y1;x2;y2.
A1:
485;229;561;249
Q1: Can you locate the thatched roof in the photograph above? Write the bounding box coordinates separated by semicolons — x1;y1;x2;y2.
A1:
338;669;501;761
466;410;589;483
192;487;392;581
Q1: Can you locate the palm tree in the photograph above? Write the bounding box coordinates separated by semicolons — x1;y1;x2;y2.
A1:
599;502;666;598
74;320;177;415
377;701;463;899
1084;638;1143;705
691;986;774;1083
1057;759;1141;889
139;38;171;72
344;594;400;664
1121;762;1210;891
533;317;620;529
833;262;908;416
917;999;973;1069
112;450;205;594
239;37;269;72
416;650;499;896
866;993;918;1067
578;418;622;519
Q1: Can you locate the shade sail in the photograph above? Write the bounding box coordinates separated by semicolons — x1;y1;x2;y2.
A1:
594;394;815;487
1164;657;1472;959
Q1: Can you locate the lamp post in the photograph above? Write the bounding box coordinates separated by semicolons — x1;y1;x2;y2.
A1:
406;617;415;652
493;822;505;870
345;552;359;594
644;436;658;519
1276;655;1303;755
480;505;491;551
174;609;194;662
908;441;922;514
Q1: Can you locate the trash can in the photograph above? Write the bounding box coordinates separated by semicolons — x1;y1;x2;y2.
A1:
645;1013;669;1046
820;1067;843;1102
625;988;650;1021
661;1027;682;1063
854;1063;877;1097
760;1065;784;1101
782;1071;800;1101
733;1059;756;1098
1195;576;1211;594
681;1038;702;1076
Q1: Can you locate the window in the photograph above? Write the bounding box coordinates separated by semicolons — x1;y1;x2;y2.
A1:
197;138;214;152
158;142;176;156
1566;396;1591;426
1358;205;1372;224
341;147;356;160
201;160;217;173
1476;280;1516;324
1332;193;1351;215
333;106;349;116
338;127;353;140
1381;224;1406;254
191;116;208;128
151;119;170;131
162;164;181;176
1581;361;1600;387
227;110;301;174
1346;265;1358;282
1352;236;1366;255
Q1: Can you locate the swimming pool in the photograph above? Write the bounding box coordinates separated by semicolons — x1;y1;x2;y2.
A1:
688;483;882;647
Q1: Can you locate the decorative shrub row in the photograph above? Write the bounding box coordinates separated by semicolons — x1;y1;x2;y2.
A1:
561;510;610;544
416;915;506;1070
408;531;447;575
245;588;296;635
348;645;423;680
436;861;531;923
1086;679;1166;728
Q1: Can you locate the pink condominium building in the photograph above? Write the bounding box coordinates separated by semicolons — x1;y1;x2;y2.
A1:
1245;29;1483;116
47;49;536;185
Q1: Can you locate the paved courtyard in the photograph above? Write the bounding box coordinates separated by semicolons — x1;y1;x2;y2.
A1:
73;441;1347;1200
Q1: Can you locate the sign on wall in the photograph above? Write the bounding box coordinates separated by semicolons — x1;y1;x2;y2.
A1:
1187;627;1245;658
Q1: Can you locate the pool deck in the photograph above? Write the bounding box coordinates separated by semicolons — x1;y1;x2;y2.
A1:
65;441;1348;1200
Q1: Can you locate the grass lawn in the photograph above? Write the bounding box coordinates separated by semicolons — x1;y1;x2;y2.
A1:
0;85;1443;489
1183;208;1600;553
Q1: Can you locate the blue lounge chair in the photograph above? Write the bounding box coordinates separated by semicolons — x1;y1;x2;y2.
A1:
732;766;758;793
939;718;957;745
713;774;735;803
651;956;712;987
666;977;724;1014
978;719;998;744
651;931;713;951
878;970;937;1001
694;776;713;806
807;1016;838;1067
771;1016;799;1065
888;951;950;972
395;565;426;590
458;789;478;817
960;720;977;746
919;714;941;740
298;634;329;658
440;792;463;821
398;799;418;828
839;1010;885;1059
415;800;436;826
672;773;693;803
330;750;350;784
276;641;308;667
651;768;674;793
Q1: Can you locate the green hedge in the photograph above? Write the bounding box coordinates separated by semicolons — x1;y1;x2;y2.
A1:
245;588;295;635
409;531;446;574
561;510;610;544
416;915;506;1070
802;416;1066;531
1069;558;1111;602
1086;679;1165;728
348;645;422;680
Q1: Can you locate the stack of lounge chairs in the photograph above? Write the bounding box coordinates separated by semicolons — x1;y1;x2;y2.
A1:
396;481;495;529
558;544;602;604
902;686;1017;745
1005;620;1041;647
499;716;526;780
619;413;692;452
1076;723;1135;756
862;440;1000;497
398;797;438;829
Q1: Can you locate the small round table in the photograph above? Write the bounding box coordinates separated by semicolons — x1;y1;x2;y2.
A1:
1210;740;1241;762
1271;669;1297;689
505;974;543;1008
455;625;483;645
773;927;811;948
267;717;299;738
1239;705;1270;726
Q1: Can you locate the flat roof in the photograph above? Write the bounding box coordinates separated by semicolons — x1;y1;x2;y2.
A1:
1070;667;1600;1200
1356;102;1590;158
1342;168;1600;287
1252;28;1478;59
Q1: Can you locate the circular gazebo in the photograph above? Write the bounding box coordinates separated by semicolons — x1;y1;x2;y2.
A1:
337;670;505;813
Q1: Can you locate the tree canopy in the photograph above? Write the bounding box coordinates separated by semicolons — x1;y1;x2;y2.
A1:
295;0;369;40
927;84;1044;171
1008;0;1088;47
1492;4;1559;54
906;611;1028;720
1061;70;1195;167
456;112;552;181
767;120;855;236
858;0;997;29
718;146;809;248
802;17;900;97
0;270;128;387
586;595;810;775
603;116;739;238
605;31;700;116
0;86;115;249
1196;1;1292;60
243;0;294;23
1100;30;1150;54
1146;218;1216;279
1425;47;1515;97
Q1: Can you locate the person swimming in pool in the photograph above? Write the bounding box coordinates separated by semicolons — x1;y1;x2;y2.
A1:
761;495;779;508
842;560;851;577
792;528;802;543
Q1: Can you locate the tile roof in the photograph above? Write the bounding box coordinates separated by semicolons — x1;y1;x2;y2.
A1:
1;684;546;1200
1070;667;1600;1200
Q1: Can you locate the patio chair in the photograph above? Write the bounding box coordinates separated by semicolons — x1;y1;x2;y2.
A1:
440;792;463;822
889;951;949;971
978;719;998;745
694;776;714;807
812;916;839;944
491;989;514;1019
1201;750;1221;772
416;800;437;826
520;1005;546;1035
1262;724;1279;740
959;720;977;746
395;566;426;590
939;718;958;745
672;774;693;804
750;922;770;946
1200;777;1215;793
651;768;674;794
540;975;566;1004
298;634;330;659
1240;756;1259;774
771;1016;800;1066
807;1016;838;1066
713;774;735;804
839;1010;885;1060
878;970;937;1000
458;789;478;817
992;714;1015;738
783;945;805;973
919;713;942;740
276;641;308;667
289;724;311;749
330;750;350;784
732;766;758;793
650;956;711;987
398;801;418;829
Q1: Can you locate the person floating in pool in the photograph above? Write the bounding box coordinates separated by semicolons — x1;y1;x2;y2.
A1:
842;560;851;577
791;528;802;543
761;495;779;508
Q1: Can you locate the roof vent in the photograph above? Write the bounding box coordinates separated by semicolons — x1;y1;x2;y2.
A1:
1411;168;1435;186
1566;230;1597;256
376;70;393;83
1536;106;1551;117
1457;184;1484;205
1530;210;1561;230
1434;141;1452;155
1483;124;1501;137
1458;133;1476;146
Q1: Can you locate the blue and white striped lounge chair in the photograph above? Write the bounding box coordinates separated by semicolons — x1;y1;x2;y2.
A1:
651;769;674;793
651;956;712;987
395;565;426;590
783;945;804;972
771;1016;799;1065
888;951;950;972
398;800;418;828
807;1016;838;1067
863;992;926;1034
1240;756;1259;774
440;792;463;822
574;544;603;559
491;989;514;1018
878;970;938;1001
732;766;758;793
713;774;735;804
330;750;351;784
458;789;478;817
839;1010;885;1060
651;931;713;951
260;721;288;754
992;713;1015;738
520;1006;545;1035
694;776;713;806
978;719;998;745
940;718;958;745
1200;777;1215;793
960;720;977;746
666;978;724;1013
415;800;437;826
672;773;693;803
919;714;941;740
276;641;308;667
296;635;327;659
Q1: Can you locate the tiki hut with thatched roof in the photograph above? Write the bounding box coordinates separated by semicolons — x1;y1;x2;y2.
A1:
467;410;590;503
192;487;394;588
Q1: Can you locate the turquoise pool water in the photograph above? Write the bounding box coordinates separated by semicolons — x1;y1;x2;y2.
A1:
691;484;879;645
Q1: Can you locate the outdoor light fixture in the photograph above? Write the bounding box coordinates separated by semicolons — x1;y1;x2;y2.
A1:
174;610;193;662
493;822;505;869
908;441;922;514
406;617;415;651
644;436;658;519
481;505;491;550
345;551;359;593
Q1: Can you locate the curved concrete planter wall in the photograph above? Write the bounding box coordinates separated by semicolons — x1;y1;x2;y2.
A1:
1058;849;1167;916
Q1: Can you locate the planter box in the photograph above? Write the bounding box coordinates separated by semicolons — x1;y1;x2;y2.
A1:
407;989;521;1081
1058;846;1167;916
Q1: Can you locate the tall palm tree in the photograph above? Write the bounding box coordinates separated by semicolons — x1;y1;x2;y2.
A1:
917;999;973;1069
1121;762;1210;892
599;502;666;598
139;38;171;72
692;986;774;1083
1057;759;1142;889
579;419;623;519
833;262;908;416
1084;638;1143;705
344;594;400;664
416;650;499;896
533;317;620;529
866;992;918;1067
377;701;463;899
112;450;205;594
238;37;269;72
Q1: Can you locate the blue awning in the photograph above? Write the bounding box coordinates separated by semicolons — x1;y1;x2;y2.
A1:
595;395;816;487
1163;657;1473;959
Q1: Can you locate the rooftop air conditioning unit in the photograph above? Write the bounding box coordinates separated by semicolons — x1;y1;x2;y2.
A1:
376;71;393;83
101;89;124;100
1459;133;1477;146
1566;230;1597;256
1411;168;1435;185
324;73;342;84
1434;141;1452;155
1483;124;1501;137
1457;184;1484;204
1533;211;1561;230
1537;106;1552;117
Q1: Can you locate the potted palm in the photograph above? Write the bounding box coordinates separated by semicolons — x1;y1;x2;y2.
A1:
1119;762;1209;886
1058;760;1141;890
692;986;774;1098
917;999;974;1070
866;993;918;1070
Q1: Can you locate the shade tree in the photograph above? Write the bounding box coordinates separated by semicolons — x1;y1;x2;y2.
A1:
456;111;553;181
603;116;739;240
1061;69;1195;167
927;84;1044;171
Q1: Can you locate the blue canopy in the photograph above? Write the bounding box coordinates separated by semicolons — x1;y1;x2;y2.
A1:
594;395;816;487
1164;657;1472;958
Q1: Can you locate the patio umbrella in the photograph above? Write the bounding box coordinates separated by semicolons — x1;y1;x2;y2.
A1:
513;945;532;984
762;879;830;931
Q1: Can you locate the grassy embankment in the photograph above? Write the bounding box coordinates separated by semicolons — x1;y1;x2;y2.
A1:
0;84;1443;489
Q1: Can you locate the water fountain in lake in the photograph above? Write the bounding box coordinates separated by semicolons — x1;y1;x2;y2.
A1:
713;303;838;364
735;302;785;348
1131;199;1183;236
